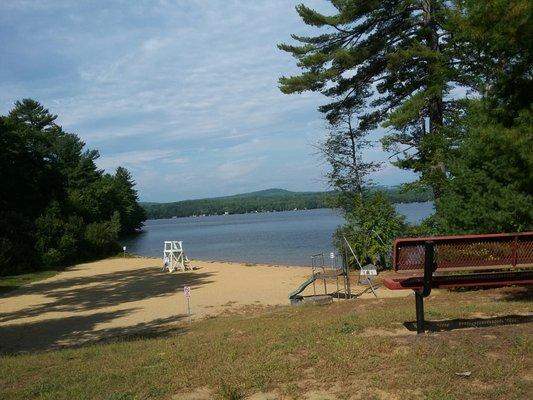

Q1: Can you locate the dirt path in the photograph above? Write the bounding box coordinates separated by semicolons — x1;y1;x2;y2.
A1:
0;257;407;353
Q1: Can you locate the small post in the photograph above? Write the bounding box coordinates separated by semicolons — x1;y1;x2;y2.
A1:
342;242;349;299
415;291;425;333
123;246;126;258
187;297;191;324
184;286;192;324
415;241;435;334
311;255;317;295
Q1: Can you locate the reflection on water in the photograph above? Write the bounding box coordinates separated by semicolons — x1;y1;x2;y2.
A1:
122;202;434;266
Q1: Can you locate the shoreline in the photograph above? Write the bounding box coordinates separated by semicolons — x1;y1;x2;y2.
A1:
128;253;314;268
141;201;434;221
0;256;406;353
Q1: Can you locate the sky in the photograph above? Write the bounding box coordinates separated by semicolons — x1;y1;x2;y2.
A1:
0;0;418;202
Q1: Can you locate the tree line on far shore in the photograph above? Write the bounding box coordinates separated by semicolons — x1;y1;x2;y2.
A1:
0;99;146;275
141;187;433;219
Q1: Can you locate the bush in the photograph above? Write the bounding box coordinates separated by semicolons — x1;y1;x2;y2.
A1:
335;192;405;270
0;212;37;275
41;248;63;267
83;213;121;257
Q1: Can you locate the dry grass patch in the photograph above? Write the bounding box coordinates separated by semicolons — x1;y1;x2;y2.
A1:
0;287;531;399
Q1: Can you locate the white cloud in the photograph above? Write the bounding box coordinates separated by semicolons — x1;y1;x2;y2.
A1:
97;149;187;171
0;0;412;201
215;158;263;181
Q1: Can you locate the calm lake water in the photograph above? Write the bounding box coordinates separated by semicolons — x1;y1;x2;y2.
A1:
122;202;434;266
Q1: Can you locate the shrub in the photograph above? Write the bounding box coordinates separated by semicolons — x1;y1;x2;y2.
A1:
83;212;121;257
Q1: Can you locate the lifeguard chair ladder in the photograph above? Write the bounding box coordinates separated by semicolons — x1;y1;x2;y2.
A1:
163;241;190;272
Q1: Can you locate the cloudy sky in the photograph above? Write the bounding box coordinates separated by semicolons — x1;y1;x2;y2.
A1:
0;0;417;202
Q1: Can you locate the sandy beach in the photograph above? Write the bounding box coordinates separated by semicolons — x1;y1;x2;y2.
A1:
0;257;407;353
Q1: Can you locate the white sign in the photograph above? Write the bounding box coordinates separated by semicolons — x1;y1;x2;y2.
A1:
123;246;127;251
360;269;378;276
184;286;191;298
330;252;335;259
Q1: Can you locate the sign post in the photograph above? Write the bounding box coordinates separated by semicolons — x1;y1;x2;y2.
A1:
122;246;126;258
361;264;378;298
184;286;192;323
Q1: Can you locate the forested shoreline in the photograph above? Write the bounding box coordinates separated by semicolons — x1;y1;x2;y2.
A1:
0;100;146;275
141;187;433;219
1;0;531;277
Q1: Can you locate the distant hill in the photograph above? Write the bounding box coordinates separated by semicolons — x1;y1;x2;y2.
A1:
223;188;312;198
141;187;433;220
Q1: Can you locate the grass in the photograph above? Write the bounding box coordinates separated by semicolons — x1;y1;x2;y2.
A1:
0;270;62;295
0;287;531;399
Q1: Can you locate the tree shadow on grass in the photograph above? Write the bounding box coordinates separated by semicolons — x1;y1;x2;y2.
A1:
498;286;533;302
403;314;533;333
0;267;214;323
0;309;188;355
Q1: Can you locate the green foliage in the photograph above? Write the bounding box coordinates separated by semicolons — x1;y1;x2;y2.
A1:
35;202;84;267
0;99;145;275
320;107;380;208
279;1;466;198
433;0;533;235
281;0;532;238
141;187;433;219
436;107;533;233
449;0;532;125
84;213;121;256
334;193;405;269
112;167;147;234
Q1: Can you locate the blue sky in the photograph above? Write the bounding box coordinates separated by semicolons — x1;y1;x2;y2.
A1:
0;0;417;202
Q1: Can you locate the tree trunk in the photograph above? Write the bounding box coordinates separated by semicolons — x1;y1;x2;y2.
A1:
422;0;446;200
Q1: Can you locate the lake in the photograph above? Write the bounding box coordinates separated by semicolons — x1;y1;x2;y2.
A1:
122;202;434;266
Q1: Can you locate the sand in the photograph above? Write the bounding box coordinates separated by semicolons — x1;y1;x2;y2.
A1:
0;257;407;353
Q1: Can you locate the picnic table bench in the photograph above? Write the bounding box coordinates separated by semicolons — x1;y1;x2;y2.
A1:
383;232;533;333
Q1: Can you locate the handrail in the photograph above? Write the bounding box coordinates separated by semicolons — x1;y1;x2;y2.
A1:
343;236;363;271
343;235;378;297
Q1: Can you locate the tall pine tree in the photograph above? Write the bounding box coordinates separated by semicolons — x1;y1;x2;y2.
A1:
0;99;146;274
436;0;532;233
279;1;466;199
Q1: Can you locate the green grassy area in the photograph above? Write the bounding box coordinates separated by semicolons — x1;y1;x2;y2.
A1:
0;287;531;399
0;270;62;295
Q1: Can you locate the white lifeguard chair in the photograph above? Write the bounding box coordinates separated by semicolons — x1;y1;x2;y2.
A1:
162;241;190;272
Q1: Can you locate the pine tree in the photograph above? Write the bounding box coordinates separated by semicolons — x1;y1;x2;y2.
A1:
435;0;533;233
279;1;466;199
437;106;533;233
449;0;532;125
320;105;380;210
113;167;146;234
8;98;57;131
0;99;146;273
